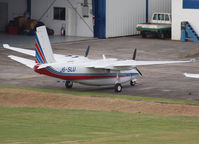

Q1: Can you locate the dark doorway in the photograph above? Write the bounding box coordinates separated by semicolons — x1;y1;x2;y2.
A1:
0;3;8;32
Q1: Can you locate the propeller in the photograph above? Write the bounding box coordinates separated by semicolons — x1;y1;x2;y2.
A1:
135;67;143;76
132;48;137;60
132;48;142;76
85;45;90;57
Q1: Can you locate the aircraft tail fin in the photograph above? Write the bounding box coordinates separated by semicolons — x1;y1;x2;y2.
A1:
35;26;55;64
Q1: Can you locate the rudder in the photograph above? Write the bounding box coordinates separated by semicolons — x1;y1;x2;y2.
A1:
35;26;55;64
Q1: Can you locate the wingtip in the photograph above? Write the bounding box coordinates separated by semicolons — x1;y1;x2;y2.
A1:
190;58;196;62
184;73;188;77
3;44;9;48
8;55;18;60
8;55;14;58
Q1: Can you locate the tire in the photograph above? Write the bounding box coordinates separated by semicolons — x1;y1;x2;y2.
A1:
160;33;165;39
114;83;122;92
141;31;146;38
65;81;73;88
130;80;136;86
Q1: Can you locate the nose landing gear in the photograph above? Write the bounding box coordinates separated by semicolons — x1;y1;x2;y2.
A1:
130;79;136;86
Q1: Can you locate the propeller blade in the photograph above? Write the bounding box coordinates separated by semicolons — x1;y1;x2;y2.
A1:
132;48;137;60
135;67;142;76
85;45;90;57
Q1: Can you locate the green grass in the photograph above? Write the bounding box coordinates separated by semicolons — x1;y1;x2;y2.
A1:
1;85;199;105
0;107;199;144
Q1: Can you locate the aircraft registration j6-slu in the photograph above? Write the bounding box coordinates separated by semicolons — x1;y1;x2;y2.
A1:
3;26;194;92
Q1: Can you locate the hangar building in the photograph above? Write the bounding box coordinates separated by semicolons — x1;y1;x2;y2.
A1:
172;0;199;41
104;0;171;38
0;0;171;39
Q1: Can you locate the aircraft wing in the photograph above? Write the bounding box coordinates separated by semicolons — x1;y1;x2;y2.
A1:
184;73;199;78
8;55;35;69
114;59;194;67
87;59;194;70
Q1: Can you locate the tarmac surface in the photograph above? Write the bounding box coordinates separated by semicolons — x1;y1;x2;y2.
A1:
1;36;199;100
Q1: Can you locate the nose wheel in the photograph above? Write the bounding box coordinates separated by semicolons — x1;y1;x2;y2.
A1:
65;80;73;88
130;79;136;86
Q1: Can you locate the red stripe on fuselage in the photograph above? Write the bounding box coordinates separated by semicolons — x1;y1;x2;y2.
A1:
34;66;125;80
35;41;46;63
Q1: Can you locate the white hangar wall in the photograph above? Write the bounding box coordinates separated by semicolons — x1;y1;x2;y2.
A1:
172;0;199;40
106;0;146;38
31;0;93;37
105;0;171;38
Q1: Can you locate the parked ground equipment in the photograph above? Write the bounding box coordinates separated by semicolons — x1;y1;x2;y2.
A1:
136;13;171;39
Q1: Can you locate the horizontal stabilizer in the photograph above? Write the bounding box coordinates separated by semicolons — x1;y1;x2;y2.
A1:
3;44;84;63
3;44;35;56
8;55;35;69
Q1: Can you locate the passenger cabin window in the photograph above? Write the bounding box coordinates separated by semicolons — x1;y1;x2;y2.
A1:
54;7;65;20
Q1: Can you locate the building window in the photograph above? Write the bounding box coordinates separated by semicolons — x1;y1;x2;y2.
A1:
183;0;199;9
54;7;65;20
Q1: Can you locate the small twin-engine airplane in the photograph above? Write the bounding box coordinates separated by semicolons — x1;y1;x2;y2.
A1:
184;73;199;79
3;26;194;92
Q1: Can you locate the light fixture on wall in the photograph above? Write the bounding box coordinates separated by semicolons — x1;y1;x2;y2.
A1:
82;0;89;18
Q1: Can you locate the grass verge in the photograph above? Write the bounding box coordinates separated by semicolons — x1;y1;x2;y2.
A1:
0;85;199;105
0;106;199;144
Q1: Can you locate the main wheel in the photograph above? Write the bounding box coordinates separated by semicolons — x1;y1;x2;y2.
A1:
115;83;122;92
65;81;73;88
130;80;136;86
160;33;165;39
141;31;146;38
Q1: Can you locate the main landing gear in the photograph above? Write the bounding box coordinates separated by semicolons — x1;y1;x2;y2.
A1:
114;78;136;93
65;80;73;88
115;83;122;92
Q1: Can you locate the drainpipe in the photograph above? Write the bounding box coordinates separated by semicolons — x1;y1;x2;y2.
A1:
146;0;148;23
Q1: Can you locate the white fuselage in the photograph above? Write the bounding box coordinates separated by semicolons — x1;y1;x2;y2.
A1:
35;56;139;86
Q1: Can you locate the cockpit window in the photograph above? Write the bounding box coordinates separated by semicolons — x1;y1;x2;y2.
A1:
165;14;169;21
153;14;158;20
158;14;164;20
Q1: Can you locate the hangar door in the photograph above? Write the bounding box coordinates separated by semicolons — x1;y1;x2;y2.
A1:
0;3;8;32
93;0;106;38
